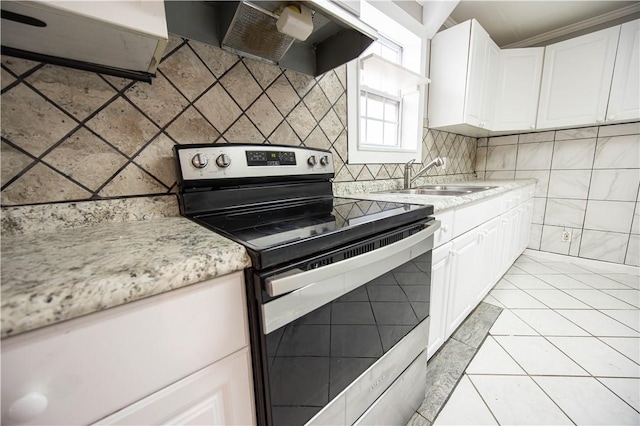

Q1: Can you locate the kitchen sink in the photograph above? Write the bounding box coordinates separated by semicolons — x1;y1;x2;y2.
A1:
378;185;498;196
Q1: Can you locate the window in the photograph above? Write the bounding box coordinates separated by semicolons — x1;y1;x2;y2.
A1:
347;1;429;164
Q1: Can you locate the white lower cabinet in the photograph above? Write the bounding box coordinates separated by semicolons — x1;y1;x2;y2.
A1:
94;348;255;426
475;216;501;305
446;226;482;336
1;272;255;426
428;185;534;358
427;241;453;358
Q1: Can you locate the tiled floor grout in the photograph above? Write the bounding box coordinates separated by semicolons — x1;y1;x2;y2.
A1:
431;252;640;425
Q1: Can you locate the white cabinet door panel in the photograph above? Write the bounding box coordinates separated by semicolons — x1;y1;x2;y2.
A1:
447;229;481;336
428;242;453;358
95;348;255;426
607;19;640;122
476;216;501;303
493;48;544;131
428;20;472;128
537;25;620;129
464;20;499;128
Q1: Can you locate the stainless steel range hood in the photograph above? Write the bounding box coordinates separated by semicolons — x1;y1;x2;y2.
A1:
165;0;377;76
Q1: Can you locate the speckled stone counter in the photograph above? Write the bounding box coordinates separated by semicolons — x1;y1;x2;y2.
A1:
1;197;251;338
2;179;535;338
338;178;538;213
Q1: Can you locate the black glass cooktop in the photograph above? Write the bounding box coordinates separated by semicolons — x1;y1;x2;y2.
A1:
191;197;433;269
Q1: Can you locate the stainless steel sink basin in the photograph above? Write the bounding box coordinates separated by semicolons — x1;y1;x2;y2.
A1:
378;185;498;196
417;185;498;192
389;189;471;196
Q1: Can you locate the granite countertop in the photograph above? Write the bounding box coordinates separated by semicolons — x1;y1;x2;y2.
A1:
341;179;537;212
1;178;535;339
1;197;251;339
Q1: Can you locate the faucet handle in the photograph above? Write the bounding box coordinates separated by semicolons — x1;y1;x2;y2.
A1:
405;158;416;168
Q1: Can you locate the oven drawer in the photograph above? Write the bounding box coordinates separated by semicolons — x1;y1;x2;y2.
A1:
1;272;248;426
354;349;427;425
306;318;430;426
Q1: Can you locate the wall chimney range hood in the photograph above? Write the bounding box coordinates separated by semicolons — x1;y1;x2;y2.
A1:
165;0;378;76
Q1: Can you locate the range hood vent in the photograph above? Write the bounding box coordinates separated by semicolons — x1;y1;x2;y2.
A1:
221;1;295;63
165;0;378;76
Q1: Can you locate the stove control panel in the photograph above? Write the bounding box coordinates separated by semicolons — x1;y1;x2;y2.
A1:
176;145;334;181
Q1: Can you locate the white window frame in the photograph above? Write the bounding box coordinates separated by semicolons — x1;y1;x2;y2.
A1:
347;1;429;164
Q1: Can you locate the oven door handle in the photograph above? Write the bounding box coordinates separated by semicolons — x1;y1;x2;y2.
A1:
261;220;440;333
266;220;440;296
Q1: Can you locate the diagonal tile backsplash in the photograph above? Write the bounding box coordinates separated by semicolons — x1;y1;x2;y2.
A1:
1;34;476;207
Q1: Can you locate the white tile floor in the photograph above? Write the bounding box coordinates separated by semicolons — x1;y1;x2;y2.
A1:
433;252;640;426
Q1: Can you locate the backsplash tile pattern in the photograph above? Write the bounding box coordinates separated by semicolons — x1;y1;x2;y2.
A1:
1;35;475;206
478;122;640;267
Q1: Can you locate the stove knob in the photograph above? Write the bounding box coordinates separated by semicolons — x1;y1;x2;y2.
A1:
307;155;317;166
216;154;231;168
320;155;330;166
191;153;208;169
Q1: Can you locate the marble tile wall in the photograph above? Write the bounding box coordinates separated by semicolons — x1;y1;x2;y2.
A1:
1;34;476;207
477;122;640;267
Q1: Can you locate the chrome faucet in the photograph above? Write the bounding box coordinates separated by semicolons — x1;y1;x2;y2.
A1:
403;157;445;189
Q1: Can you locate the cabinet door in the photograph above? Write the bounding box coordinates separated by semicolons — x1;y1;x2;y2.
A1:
446;229;481;336
493;48;544;131
607;19;640;122
428;242;453;358
518;200;534;254
476;217;501;303
537;25;620;129
496;214;512;280
94;348;255;426
428;20;472;128
464;20;499;128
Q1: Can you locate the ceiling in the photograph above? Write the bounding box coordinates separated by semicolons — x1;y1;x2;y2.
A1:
447;1;640;48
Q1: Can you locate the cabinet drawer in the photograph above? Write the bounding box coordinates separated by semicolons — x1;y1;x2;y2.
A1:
452;194;502;238
433;209;454;248
1;272;248;426
94;347;255;426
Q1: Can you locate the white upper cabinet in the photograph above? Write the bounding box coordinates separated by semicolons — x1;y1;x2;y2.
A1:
493;48;544;131
429;19;499;136
536;25;620;129
464;22;500;129
607;19;640;122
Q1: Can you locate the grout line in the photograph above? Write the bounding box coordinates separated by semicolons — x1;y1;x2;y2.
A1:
594;377;640;415
465;374;502;425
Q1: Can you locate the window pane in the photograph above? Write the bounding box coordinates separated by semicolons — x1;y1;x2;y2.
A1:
367;95;384;120
360;118;367;141
384;123;398;146
384;100;399;122
360;92;367;116
366;120;383;145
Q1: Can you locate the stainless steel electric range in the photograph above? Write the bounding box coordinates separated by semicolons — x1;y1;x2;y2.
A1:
174;143;439;426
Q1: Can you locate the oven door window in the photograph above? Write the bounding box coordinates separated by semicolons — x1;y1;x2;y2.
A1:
265;251;431;425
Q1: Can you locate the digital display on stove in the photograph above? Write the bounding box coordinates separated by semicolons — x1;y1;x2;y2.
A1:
246;150;296;166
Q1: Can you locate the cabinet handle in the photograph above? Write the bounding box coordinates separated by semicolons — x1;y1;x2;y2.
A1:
530;125;535;129
442;225;449;233
608;115;616;120
597;117;604;122
8;392;48;422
